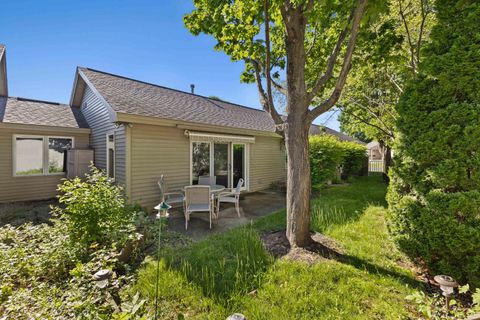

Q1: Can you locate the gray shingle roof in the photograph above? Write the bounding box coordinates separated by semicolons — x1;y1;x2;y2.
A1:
0;97;89;129
79;67;277;132
309;123;361;143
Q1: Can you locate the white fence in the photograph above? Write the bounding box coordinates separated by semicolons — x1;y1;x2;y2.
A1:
368;160;385;173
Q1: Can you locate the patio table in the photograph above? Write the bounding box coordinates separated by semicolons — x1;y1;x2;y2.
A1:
209;184;226;194
183;184;225;193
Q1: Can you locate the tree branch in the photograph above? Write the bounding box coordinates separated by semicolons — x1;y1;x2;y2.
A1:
416;0;429;68
263;0;284;130
252;58;287;95
271;78;288;95
305;22;319;56
307;14;352;102
398;0;418;74
339;104;395;140
252;60;284;126
307;0;368;122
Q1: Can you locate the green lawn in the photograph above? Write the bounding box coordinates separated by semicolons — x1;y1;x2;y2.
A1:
133;176;419;319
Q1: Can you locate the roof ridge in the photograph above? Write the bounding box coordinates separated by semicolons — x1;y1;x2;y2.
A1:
79;67;268;113
12;96;65;106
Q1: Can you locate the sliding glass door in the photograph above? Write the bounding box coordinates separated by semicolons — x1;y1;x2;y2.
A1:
214;143;229;187
191;142;210;185
190;141;248;189
232;144;246;189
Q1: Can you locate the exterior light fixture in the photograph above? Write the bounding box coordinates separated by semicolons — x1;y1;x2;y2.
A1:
153;200;171;320
434;275;458;310
93;269;113;289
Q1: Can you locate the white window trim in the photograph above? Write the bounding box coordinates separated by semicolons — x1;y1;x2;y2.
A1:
189;140;250;191
12;134;75;177
106;132;115;180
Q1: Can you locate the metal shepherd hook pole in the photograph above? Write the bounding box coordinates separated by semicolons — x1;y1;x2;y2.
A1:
154;201;171;320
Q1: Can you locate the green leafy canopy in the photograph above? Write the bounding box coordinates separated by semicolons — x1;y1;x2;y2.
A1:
185;0;386;92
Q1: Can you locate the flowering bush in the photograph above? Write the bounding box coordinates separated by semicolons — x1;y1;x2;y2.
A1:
52;166;140;248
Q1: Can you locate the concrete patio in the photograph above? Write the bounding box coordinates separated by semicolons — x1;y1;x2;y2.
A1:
166;190;285;241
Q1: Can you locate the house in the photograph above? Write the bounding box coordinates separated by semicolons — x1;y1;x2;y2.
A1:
366;141;387;173
0;46;90;202
309;123;362;143
367;141;383;160
0;45;286;208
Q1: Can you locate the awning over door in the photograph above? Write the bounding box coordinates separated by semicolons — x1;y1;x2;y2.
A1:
184;130;255;144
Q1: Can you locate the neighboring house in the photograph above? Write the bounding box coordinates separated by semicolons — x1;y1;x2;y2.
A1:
309;123;362;143
367;141;383;161
367;141;386;173
0;45;286;208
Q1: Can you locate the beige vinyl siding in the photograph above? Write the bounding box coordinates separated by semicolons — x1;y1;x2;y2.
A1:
80;85;126;185
129;123;286;209
249;135;286;192
0;127;90;203
130;124;189;208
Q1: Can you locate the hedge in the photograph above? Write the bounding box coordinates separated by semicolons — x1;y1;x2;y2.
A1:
387;0;480;287
309;135;367;185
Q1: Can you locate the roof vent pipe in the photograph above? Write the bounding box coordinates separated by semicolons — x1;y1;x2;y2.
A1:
190;84;195;94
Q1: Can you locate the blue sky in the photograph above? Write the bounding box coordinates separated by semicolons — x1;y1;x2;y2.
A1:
0;0;340;130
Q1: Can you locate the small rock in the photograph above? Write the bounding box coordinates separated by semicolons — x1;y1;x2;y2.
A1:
226;313;247;320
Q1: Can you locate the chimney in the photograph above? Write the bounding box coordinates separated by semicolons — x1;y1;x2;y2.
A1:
190;84;195;94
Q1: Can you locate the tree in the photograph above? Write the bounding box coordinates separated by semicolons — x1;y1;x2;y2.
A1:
388;0;480;286
338;0;433;177
184;0;372;247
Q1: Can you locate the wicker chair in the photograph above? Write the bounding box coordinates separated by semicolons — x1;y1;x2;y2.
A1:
155;175;184;210
198;175;216;186
217;178;244;217
184;185;214;229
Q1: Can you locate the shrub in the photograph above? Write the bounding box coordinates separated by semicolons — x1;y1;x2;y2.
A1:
309;135;346;185
0;223;78;288
52;166;139;248
388;0;480;287
0;167;153;318
341;141;368;179
0;224;130;318
309;135;367;185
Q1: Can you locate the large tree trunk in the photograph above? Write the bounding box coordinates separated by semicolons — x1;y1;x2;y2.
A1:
283;6;311;247
285;113;312;247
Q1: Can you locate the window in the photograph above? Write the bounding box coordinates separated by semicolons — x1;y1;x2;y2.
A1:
14;135;73;176
15;137;44;175
106;134;115;179
48;138;73;173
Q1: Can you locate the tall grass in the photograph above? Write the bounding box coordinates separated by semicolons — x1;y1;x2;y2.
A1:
138;227;272;306
310;204;350;232
310;175;387;232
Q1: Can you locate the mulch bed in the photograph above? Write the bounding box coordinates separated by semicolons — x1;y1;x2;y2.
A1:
261;230;344;264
